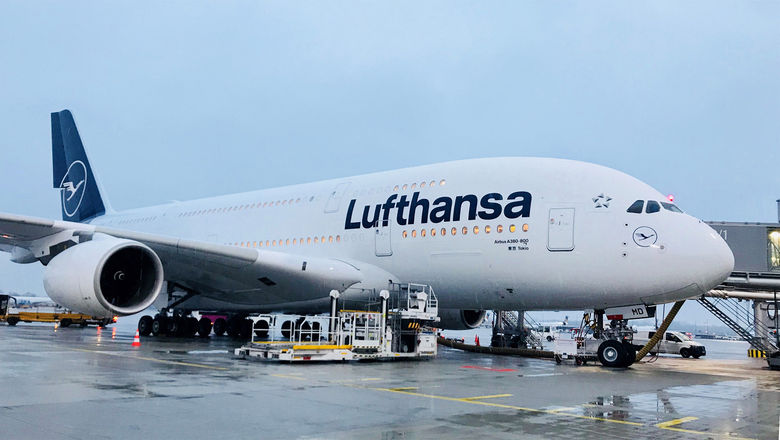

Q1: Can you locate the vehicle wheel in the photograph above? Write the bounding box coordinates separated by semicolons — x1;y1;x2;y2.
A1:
692;354;701;359
138;316;153;336
60;318;72;328
554;354;562;364
213;318;227;336
197;317;212;337
80;320;88;328
7;317;19;326
622;342;636;367
575;357;583;366
680;348;690;358
152;315;165;336
546;336;553;342
598;340;626;368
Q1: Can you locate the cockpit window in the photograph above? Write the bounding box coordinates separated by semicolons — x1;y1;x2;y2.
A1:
627;200;644;213
661;202;683;213
646;200;660;213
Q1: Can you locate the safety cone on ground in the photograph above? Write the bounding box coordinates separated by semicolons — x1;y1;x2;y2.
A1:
112;327;116;339
132;329;141;347
475;334;480;346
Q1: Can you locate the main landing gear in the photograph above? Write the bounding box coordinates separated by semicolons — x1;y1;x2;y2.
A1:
137;309;254;339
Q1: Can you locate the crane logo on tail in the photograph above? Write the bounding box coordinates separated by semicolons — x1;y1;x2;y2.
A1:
59;160;87;218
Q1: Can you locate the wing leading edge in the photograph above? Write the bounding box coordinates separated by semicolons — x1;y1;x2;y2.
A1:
0;212;364;307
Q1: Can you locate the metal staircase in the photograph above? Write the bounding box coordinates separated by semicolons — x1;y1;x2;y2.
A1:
495;311;543;349
697;297;778;353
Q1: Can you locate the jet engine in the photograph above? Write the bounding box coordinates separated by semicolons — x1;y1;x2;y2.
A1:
437;309;487;330
43;236;164;317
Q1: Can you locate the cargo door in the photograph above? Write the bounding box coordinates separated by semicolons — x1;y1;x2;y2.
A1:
375;223;392;257
547;208;575;251
325;182;351;213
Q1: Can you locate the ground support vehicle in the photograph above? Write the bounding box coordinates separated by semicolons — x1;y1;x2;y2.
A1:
0;294;113;327
632;330;706;358
235;283;439;362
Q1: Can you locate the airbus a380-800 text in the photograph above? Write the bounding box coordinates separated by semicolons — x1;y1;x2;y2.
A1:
0;110;733;366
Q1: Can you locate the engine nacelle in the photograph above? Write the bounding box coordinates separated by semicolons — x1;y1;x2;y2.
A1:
437;309;487;330
43;237;164;318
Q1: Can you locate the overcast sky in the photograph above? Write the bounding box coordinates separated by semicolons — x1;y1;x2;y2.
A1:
1;2;777;324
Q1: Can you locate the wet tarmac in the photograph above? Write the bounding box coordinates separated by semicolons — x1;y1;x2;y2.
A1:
0;324;777;439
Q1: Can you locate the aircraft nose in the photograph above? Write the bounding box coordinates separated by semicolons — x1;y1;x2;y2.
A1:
698;225;734;291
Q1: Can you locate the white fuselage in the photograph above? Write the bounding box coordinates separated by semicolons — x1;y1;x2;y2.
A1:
89;157;734;312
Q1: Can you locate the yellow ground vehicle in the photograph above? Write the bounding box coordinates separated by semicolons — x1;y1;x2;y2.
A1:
0;294;114;327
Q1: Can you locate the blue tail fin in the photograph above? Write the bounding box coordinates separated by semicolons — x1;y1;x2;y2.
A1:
51;110;106;222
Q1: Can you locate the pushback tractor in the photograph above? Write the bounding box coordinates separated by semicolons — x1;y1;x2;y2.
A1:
235;283;440;362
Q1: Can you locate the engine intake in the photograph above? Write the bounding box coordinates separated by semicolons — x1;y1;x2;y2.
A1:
437;309;487;330
44;236;163;317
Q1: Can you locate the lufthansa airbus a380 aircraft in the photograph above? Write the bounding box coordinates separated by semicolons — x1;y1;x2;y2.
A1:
0;110;733;364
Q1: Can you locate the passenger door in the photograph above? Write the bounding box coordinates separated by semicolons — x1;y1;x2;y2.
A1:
325;182;351;213
547;208;575;251
375;222;392;257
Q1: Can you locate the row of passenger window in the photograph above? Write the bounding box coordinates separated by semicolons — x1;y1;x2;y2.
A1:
626;200;683;214
393;179;445;192
402;223;529;238
179;197;316;217
232;235;343;248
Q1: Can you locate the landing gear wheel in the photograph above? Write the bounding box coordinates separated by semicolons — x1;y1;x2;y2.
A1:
138;316;153;336
227;318;242;338
598;340;627;368
60;318;72;328
680;348;690;358
186;317;199;337
197;317;212;337
152;315;166;336
622;342;636;367
253;319;269;339
239;319;253;340
7;317;19;326
213;318;227;336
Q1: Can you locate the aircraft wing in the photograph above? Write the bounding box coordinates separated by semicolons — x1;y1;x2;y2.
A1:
0;212;364;306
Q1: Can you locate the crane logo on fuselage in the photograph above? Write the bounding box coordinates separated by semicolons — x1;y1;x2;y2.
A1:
345;191;532;229
633;226;657;247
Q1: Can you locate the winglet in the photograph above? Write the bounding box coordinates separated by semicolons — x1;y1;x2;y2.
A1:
51;110;107;222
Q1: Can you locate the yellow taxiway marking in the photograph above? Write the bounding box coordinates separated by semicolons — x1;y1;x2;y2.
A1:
546;406;577;413
70;348;228;370
387;387;418;391
373;387;642;426
271;374;306;381
461;394;512;401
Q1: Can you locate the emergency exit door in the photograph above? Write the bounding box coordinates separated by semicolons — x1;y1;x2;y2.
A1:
548;208;575;251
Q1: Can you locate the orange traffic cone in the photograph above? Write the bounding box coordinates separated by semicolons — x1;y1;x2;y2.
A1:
112;327;116;339
475;334;480;346
132;329;141;347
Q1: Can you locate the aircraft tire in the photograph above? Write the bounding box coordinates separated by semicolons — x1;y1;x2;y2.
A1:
138;316;153;336
597;340;626;368
152;315;166;336
622;342;636;367
185;317;198;337
213;318;227;336
7;317;19;326
197;317;212;337
239;319;253;340
227;318;241;338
